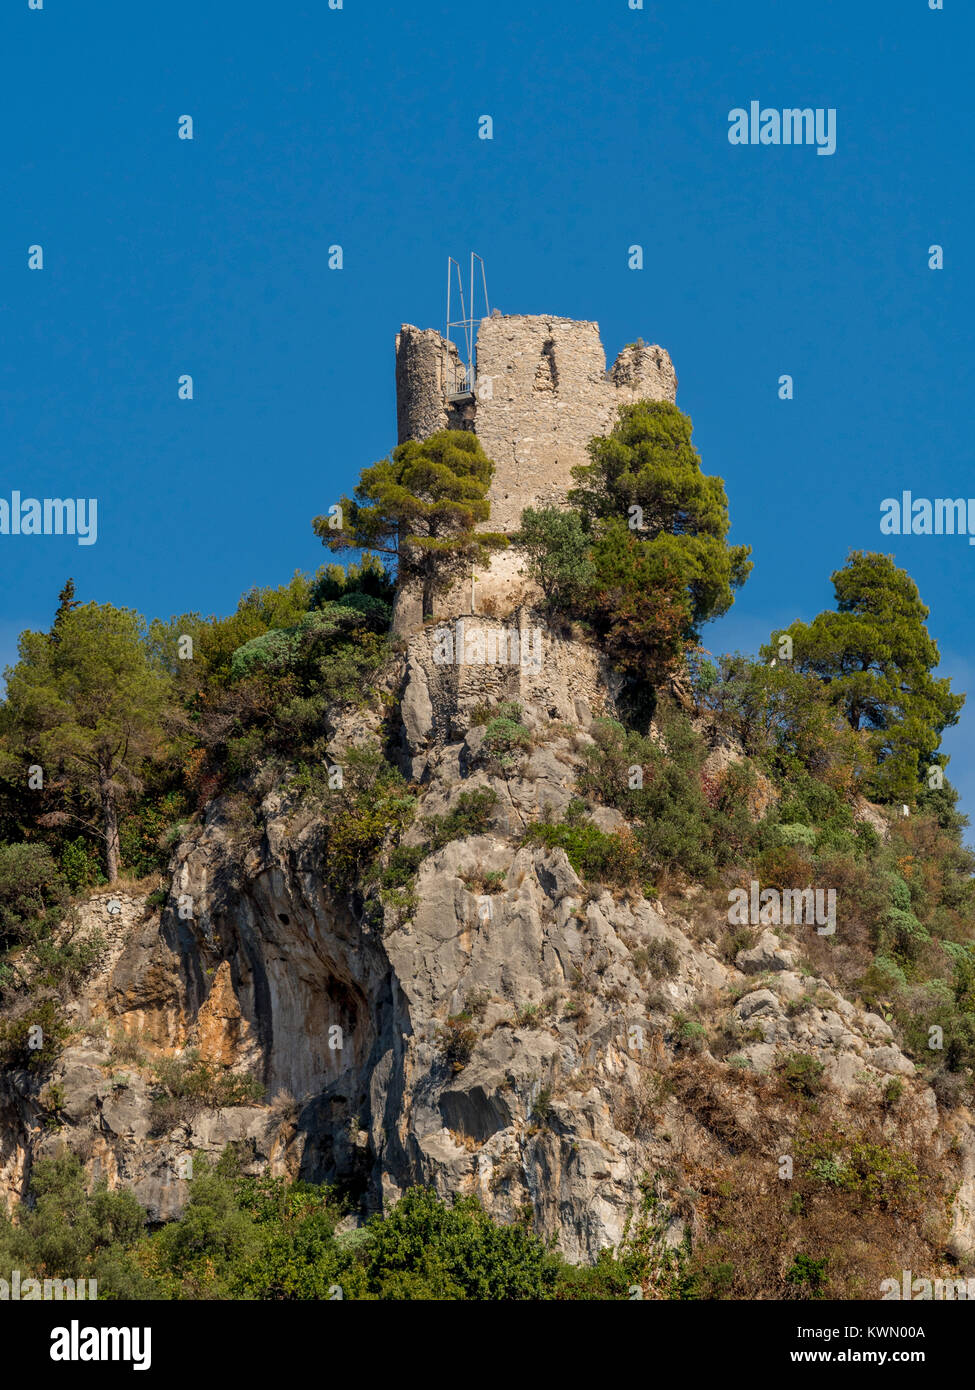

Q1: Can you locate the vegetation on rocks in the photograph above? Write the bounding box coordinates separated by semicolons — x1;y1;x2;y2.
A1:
0;402;972;1302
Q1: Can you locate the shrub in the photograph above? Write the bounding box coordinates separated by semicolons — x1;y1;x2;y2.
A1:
776;823;817;850
467;700;523;728
480;717;533;774
579;707;757;885
784;1253;829;1299
931;1068;968;1109
805;1138;925;1211
148;1055;265;1134
854;821;881;857
673;1015;707;1052
360;1187;561;1300
642;937;680;979
437;1015;478;1073
858;954;907;1007
524;808;643;889
0;843;67;951
531;1087;554;1125
779;1052;825;1098
187;591;391;776
754;843;813;891
701;655;860;789
884;872;913;912
883;1077;904;1108
880;906;930;964
516;508;594;611
230;604;384;682
308;553;394;608
119;790;190;877
60;837;105;893
28;928;106;991
379;884;417;928
0;997;68;1069
110;1030;148;1067
0;1151;150;1292
306;748;418;896
382;789;499;892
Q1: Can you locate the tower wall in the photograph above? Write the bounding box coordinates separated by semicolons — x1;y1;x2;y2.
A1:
392;313;677;631
394;326;458;443
472;315;676;532
396;314;677;532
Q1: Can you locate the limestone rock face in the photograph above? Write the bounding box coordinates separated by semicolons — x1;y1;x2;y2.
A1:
736;930;796;974
0;624;968;1270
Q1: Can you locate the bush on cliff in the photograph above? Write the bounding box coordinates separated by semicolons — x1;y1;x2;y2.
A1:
178;582;391;801
229;598;390;682
576;709;758;885
379;788;499;892
479;714;534;774
524;799;645;889
0;842;67;952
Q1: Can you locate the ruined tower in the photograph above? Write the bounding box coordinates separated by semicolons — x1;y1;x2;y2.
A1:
393;313;678;630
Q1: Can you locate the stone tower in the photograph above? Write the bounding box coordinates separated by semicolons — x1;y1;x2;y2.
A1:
393;313;678;631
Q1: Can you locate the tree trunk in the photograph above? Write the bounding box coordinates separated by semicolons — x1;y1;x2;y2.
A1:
100;775;120;883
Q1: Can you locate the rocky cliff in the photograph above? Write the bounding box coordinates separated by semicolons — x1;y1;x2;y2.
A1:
2;615;972;1285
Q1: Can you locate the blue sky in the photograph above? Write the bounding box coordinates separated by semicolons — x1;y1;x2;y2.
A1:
2;0;972;821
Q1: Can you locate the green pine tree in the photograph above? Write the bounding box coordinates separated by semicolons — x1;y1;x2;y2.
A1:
779;551;964;803
313;430;507;617
568;400;752;635
0;602;172;881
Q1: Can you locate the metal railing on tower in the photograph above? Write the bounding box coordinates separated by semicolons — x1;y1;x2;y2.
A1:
445;254;488;399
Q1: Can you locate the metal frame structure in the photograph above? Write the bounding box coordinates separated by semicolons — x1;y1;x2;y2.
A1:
445;253;489;398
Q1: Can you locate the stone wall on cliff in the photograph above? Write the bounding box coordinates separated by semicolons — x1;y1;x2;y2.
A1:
396;314;678;535
392;314;678;634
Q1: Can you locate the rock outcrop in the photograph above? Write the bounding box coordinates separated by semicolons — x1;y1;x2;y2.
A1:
2;620;972;1272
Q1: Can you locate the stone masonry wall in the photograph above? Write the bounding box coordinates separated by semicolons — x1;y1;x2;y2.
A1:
395;326;470;443
392;313;677;632
396;314;677;532
471;315;677;532
399;606;615;780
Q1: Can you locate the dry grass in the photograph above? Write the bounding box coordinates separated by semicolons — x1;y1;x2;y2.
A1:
650;1053;957;1298
269;1088;300;1121
108;1028;148;1068
83;873;165;900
